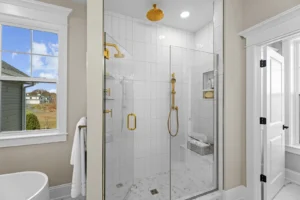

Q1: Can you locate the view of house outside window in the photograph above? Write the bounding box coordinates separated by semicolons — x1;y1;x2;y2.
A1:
1;25;58;132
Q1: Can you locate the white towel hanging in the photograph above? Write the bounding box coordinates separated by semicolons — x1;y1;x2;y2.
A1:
71;117;87;198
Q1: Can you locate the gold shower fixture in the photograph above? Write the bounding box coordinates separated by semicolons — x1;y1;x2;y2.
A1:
147;4;164;22
104;43;125;59
167;73;179;137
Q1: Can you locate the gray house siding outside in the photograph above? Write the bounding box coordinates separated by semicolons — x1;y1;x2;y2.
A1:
1;61;29;131
1;81;23;131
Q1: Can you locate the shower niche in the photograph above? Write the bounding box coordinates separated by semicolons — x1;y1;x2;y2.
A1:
203;70;215;99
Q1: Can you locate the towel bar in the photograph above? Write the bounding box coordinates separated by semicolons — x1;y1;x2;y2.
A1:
79;125;87;130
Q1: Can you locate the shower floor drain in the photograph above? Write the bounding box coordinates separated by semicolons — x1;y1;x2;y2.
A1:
150;189;159;195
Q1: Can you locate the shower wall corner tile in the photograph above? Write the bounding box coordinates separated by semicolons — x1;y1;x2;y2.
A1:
214;0;223;28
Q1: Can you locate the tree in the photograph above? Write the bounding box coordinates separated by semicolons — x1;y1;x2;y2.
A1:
26;113;41;130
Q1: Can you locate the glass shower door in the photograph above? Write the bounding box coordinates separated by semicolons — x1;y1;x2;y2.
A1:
104;33;135;200
169;46;218;199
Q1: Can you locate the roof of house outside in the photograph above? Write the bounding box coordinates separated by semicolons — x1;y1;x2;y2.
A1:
1;61;29;77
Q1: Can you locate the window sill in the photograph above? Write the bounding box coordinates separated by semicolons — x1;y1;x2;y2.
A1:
286;145;300;155
0;131;67;148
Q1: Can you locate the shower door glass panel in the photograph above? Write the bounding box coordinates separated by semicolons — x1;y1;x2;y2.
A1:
104;33;171;200
104;33;135;200
170;46;218;199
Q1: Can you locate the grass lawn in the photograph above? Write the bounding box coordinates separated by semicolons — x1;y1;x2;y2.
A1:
26;103;57;129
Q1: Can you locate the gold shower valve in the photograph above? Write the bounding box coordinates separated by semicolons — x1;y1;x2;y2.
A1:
104;48;110;59
104;109;113;118
104;88;111;96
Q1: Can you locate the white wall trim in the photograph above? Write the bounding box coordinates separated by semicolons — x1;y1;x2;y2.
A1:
0;0;72;26
223;186;248;200
286;169;300;185
286;145;300;155
50;183;72;200
49;183;85;200
0;132;67;148
239;4;300;46
239;4;300;200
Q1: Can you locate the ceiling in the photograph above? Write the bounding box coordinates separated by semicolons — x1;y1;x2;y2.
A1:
71;0;214;32
104;0;214;32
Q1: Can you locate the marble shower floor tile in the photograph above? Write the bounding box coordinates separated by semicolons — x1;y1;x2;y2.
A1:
107;153;215;200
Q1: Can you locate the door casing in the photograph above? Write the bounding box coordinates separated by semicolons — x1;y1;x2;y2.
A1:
240;4;300;200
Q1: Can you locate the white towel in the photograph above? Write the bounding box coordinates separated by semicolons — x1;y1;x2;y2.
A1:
71;117;87;198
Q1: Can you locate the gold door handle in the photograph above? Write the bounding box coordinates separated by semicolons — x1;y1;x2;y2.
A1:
104;109;112;118
127;113;137;131
104;88;111;96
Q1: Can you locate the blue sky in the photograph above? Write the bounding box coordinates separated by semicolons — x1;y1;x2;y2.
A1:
2;25;58;93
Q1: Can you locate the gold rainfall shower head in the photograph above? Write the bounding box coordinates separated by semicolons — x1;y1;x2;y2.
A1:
147;4;164;22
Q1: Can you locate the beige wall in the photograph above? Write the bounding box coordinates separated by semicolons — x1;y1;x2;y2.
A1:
86;0;104;199
224;0;246;190
0;0;87;186
223;0;300;190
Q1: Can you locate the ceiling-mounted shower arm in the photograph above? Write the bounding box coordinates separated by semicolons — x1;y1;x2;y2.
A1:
104;43;125;59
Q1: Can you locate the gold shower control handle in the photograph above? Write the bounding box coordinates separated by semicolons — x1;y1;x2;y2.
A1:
104;88;111;96
104;109;113;118
127;113;137;131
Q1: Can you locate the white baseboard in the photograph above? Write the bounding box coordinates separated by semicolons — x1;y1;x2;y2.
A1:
286;169;300;185
49;183;70;200
49;183;85;200
223;186;247;200
49;183;72;200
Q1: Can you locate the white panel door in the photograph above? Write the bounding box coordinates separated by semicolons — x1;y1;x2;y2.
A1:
262;47;285;200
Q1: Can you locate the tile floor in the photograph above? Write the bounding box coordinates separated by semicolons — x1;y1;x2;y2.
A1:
274;182;300;200
107;150;216;200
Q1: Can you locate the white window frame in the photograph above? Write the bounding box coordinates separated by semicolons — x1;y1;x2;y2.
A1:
0;0;72;147
284;39;300;155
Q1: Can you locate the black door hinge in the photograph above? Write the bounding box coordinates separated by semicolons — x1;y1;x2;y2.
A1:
260;174;267;183
260;117;267;125
260;60;267;68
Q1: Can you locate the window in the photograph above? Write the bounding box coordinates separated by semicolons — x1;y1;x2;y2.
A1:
0;0;71;147
1;26;58;132
284;40;300;154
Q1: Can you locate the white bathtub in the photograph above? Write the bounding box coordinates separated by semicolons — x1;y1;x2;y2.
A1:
0;171;50;200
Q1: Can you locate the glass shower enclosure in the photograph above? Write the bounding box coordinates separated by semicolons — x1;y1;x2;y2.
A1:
103;33;218;200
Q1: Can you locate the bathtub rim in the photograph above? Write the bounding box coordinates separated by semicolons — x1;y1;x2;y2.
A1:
0;171;49;200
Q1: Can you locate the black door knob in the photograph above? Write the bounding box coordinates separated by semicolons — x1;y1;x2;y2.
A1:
283;125;289;130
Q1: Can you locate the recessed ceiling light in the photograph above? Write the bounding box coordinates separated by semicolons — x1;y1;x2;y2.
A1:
180;11;190;19
159;35;166;40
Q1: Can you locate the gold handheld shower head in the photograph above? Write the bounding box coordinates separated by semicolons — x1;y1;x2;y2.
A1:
147;4;164;22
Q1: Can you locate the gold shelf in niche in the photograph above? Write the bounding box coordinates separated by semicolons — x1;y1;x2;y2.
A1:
203;90;214;99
